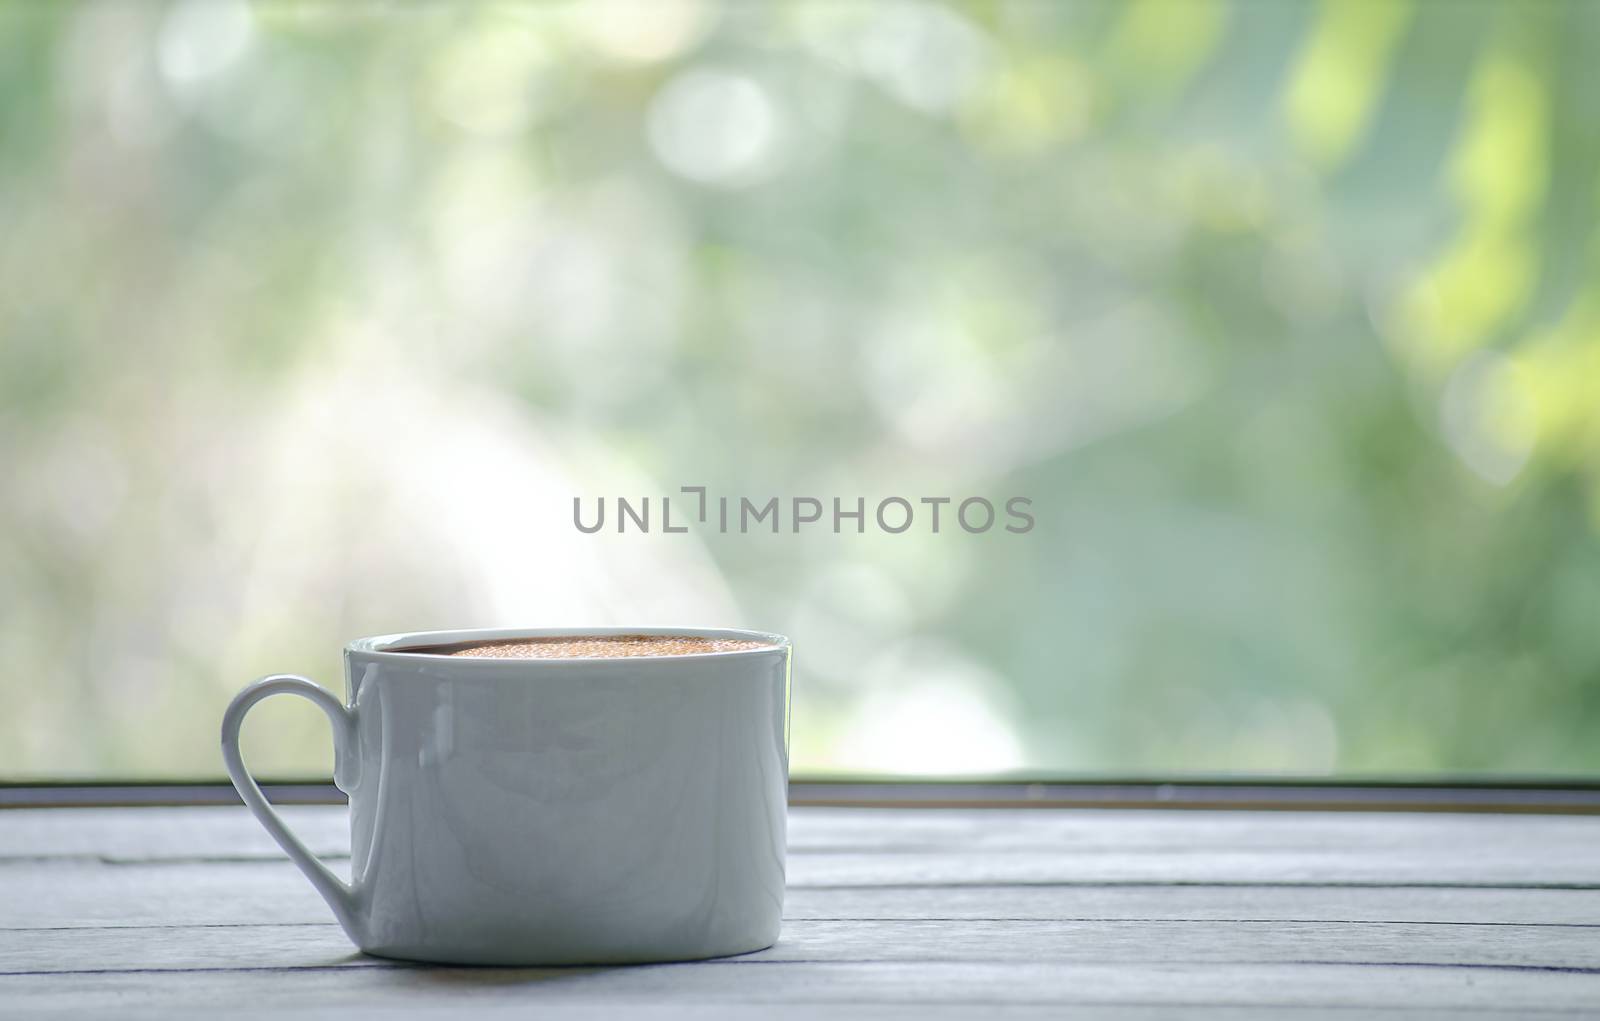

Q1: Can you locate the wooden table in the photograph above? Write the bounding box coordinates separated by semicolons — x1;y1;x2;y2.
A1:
3;805;1598;1017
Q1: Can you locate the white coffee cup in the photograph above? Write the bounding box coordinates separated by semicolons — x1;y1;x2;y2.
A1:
221;627;792;965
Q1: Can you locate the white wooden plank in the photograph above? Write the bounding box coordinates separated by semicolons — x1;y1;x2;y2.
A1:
0;807;350;862
7;806;1600;863
7;862;1600;930
786;808;1600;858
2;917;1596;974
0;1002;1570;1021
1;961;1596;1014
4;805;1598;1016
785;849;1600;888
5;807;1600;886
790;885;1600;926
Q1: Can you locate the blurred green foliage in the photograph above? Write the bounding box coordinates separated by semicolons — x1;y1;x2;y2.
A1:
1;0;1598;778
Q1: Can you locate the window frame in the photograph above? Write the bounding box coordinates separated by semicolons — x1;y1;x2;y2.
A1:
3;778;1598;813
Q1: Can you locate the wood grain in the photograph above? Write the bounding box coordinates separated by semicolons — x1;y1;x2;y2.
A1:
3;917;1598;974
9;862;1600;929
1;805;1597;1016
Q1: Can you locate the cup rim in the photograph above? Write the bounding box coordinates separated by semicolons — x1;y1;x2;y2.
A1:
346;626;790;664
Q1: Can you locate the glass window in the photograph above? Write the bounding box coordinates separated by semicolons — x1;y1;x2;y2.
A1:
3;0;1596;780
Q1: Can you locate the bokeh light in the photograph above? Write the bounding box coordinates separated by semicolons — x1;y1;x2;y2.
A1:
1;0;1598;780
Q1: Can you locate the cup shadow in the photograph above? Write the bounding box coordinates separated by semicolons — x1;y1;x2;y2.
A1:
384;962;628;990
341;938;780;990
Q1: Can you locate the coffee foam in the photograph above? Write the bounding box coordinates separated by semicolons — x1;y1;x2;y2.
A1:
420;635;773;659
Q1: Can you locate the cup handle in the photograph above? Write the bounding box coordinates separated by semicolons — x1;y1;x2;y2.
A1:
221;674;361;937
